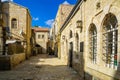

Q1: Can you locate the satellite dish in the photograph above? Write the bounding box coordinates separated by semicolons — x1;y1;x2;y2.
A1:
6;40;16;44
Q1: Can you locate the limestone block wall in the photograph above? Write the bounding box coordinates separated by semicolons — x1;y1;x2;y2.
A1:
60;0;120;80
35;32;48;54
60;2;85;78
0;56;11;70
3;2;32;59
55;4;73;35
10;53;25;68
60;5;74;29
9;2;27;39
84;0;120;80
0;53;25;70
2;2;30;40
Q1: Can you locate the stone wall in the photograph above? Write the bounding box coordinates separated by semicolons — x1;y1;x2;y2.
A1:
2;2;32;59
0;1;32;70
84;0;120;80
60;0;120;80
60;5;74;29
0;53;25;70
0;55;11;70
35;31;48;54
3;2;27;39
10;53;25;68
54;4;74;59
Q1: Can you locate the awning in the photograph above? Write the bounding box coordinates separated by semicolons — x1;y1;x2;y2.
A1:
6;40;16;44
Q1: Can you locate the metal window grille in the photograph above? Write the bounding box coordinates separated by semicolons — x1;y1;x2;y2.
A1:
89;24;97;64
11;19;17;28
103;23;118;68
102;13;118;69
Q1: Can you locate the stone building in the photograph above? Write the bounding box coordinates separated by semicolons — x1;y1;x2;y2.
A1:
60;0;120;80
2;1;32;57
52;4;74;58
33;27;49;54
0;1;32;70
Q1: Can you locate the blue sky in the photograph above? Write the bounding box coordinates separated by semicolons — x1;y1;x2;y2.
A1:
2;0;77;28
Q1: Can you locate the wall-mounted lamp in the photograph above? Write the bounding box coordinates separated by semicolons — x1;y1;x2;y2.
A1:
76;20;83;32
0;13;3;23
96;2;100;9
62;35;65;40
0;13;2;19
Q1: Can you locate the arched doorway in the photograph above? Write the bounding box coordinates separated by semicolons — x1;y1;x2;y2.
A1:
69;42;73;67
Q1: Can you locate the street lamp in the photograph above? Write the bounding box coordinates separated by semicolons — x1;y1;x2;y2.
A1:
0;13;3;25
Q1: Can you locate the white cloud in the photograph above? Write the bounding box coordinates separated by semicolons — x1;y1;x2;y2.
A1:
45;19;54;27
33;17;39;21
38;26;42;28
62;1;70;5
2;0;13;2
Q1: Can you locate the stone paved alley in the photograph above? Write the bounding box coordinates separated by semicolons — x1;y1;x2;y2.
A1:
0;54;81;80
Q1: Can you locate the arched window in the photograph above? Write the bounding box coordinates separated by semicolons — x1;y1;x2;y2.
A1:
11;18;17;28
102;13;118;68
70;30;72;38
89;23;97;64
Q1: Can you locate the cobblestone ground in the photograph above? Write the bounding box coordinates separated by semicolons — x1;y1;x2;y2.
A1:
0;54;81;80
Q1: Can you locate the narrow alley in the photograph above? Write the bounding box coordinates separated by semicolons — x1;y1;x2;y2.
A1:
0;54;81;80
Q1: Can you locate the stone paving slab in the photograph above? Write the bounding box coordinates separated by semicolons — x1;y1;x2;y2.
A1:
0;54;81;80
